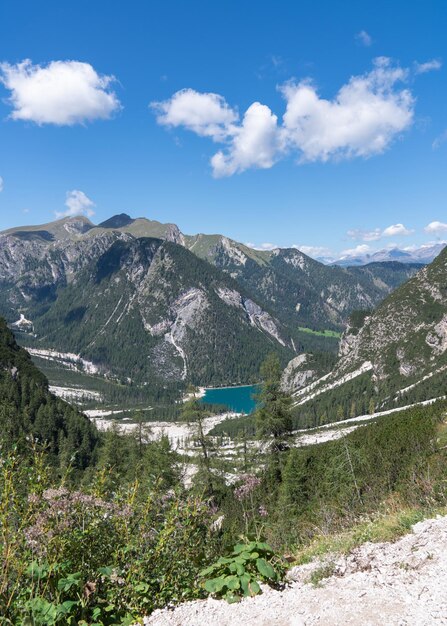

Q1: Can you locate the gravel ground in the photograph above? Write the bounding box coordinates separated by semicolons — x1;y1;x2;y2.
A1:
145;515;447;626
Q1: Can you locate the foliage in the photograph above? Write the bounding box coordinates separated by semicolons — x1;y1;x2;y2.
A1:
0;447;217;625
268;403;447;547
199;540;285;603
255;354;292;447
0;318;99;472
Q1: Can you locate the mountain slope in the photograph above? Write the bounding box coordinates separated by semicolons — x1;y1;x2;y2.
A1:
290;247;447;426
184;233;421;331
0;317;98;469
28;237;294;387
1;215;420;336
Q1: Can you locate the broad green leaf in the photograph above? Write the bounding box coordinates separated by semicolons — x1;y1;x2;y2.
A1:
256;558;276;579
255;542;273;553
224;575;240;590
225;592;240;603
249;579;261;595
58;600;79;615
232;543;248;554
239;572;251;596
236;563;245;576
199;565;218;577
204;577;226;593
217;556;233;564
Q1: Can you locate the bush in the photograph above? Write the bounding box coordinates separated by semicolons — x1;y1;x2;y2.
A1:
200;540;285;603
0;447;218;625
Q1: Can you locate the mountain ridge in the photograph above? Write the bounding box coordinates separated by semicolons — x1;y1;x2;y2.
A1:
0;213;427;400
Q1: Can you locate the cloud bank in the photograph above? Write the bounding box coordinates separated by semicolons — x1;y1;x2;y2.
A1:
153;58;415;177
348;223;414;241
0;59;121;125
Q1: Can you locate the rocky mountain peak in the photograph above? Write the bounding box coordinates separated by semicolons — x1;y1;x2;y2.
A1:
98;213;135;229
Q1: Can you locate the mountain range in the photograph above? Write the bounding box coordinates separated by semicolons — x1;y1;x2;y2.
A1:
0;213;428;401
330;243;446;267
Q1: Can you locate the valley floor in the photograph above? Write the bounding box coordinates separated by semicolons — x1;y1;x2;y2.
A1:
145;514;447;626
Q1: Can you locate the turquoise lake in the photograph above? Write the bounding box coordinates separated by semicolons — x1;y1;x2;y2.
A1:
200;384;259;414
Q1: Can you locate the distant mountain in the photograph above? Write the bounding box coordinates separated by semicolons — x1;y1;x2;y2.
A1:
182;233;421;332
333;243;446;267
0;214;423;398
290;246;447;427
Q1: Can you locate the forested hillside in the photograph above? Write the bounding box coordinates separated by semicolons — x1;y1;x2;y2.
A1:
29;237;294;387
0;317;98;469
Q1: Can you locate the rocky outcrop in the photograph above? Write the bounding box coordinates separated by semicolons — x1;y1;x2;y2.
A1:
281;354;316;394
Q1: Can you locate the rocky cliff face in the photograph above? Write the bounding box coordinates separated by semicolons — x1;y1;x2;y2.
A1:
336;249;447;381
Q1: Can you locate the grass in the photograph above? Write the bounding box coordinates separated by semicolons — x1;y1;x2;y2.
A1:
307;561;336;586
298;327;342;339
292;505;445;567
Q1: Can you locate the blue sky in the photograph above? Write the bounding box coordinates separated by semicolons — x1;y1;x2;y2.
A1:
0;0;446;258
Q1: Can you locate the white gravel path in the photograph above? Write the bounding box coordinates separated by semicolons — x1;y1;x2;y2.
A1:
145;515;447;626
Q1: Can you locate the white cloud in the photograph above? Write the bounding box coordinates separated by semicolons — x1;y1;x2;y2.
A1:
0;176;3;192
348;223;413;241
355;30;373;47
0;59;121;125
56;190;95;218
294;245;333;259
414;59;442;74
154;58;414;176
340;244;371;258
424;221;447;234
281;58;413;163
347;228;382;241
432;129;447;150
382;223;414;237
211;102;281;177
151;88;237;141
245;241;278;251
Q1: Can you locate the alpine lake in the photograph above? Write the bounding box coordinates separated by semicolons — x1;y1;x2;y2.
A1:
200;384;259;414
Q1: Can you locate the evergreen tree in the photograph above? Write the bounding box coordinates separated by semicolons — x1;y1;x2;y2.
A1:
180;386;215;494
255;353;292;452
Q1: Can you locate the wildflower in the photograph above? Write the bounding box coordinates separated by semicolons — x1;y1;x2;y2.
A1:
234;474;261;501
258;505;268;517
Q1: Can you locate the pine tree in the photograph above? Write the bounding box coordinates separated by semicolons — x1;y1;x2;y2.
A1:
255;353;292;452
180;388;215;493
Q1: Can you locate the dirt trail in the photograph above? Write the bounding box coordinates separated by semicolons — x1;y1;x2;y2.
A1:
145;515;447;626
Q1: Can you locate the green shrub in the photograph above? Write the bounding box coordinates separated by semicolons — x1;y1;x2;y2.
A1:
200;540;285;603
0;447;217;624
